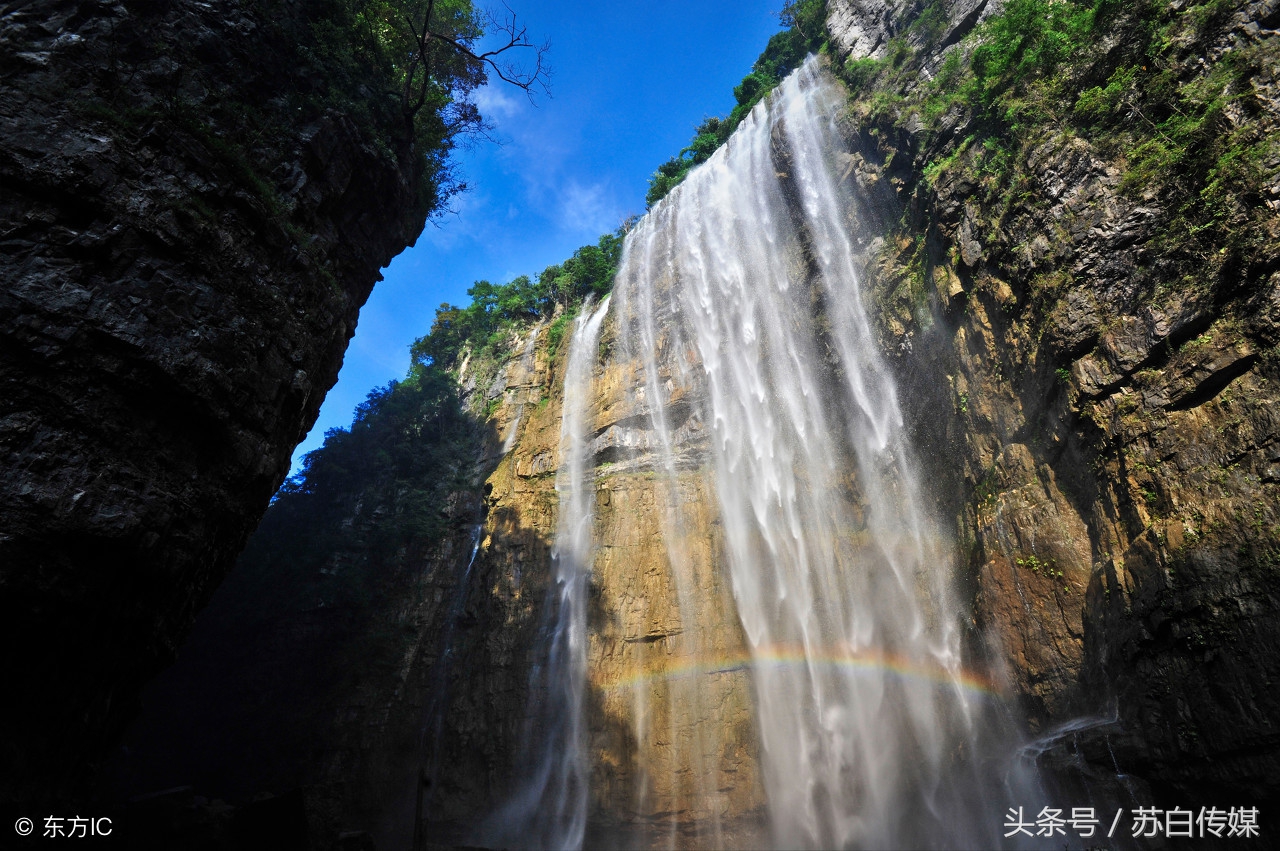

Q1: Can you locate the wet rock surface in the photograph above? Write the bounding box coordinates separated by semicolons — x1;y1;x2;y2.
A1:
830;0;1280;804
0;0;425;805
436;315;766;843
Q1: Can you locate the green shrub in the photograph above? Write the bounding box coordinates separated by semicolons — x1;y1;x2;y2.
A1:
844;56;888;92
545;310;576;360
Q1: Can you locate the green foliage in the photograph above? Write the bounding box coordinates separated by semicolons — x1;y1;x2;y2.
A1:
838;1;968;120
410;229;626;370
545;309;577;360
865;0;1277;277
1110;45;1259;210
645;0;828;207
1073;65;1138;122
296;0;489;215
843;56;890;93
1015;553;1062;577
965;0;1097;109
922;136;972;185
898;0;1111;138
270;363;477;559
886;36;914;69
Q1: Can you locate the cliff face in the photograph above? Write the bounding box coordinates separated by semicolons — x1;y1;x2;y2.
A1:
462;311;766;846
824;0;1280;800
0;0;428;804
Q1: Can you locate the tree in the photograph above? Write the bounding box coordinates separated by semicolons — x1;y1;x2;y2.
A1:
300;0;549;223
399;0;550;136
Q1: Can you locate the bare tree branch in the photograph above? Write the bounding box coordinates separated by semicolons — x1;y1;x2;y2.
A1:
403;0;550;126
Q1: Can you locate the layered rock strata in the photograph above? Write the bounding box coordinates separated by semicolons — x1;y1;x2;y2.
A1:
424;313;765;846
827;0;1280;802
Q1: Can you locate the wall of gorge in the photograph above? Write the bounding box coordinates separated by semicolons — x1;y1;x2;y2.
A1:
435;303;766;845
827;0;1280;801
0;0;428;805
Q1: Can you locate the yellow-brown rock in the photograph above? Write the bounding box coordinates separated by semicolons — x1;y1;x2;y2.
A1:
452;317;766;843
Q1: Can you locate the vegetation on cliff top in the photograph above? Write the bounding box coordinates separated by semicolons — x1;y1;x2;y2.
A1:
838;0;1276;315
403;0;832;381
299;0;490;216
301;0;549;208
411;229;627;371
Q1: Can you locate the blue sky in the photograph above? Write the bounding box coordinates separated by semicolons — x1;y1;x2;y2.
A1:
290;0;789;473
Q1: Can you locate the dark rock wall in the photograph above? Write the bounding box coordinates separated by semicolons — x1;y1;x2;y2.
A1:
0;0;426;805
101;336;542;847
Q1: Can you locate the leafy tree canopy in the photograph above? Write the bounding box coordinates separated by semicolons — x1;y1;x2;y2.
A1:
292;0;548;219
410;229;626;370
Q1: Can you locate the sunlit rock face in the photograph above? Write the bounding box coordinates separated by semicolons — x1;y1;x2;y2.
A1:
827;0;1002;63
824;0;1280;807
452;296;767;848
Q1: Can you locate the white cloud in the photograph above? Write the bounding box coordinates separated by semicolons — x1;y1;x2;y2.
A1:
557;179;623;237
473;84;523;121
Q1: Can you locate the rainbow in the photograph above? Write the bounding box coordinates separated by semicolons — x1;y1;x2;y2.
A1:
592;643;1002;699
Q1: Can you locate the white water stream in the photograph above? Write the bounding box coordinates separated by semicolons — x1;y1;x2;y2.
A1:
491;296;611;850
608;58;1038;848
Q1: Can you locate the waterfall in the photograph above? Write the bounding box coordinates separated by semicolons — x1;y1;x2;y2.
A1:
609;57;1033;848
478;56;1060;851
502;325;542;454
489;296;612;850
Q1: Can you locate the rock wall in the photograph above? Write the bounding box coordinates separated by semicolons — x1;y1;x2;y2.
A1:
430;312;764;846
0;0;428;805
827;0;1280;802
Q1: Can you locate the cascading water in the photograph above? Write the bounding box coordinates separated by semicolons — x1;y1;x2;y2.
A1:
480;56;1076;851
607;57;1041;848
489;296;612;850
503;325;542;454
